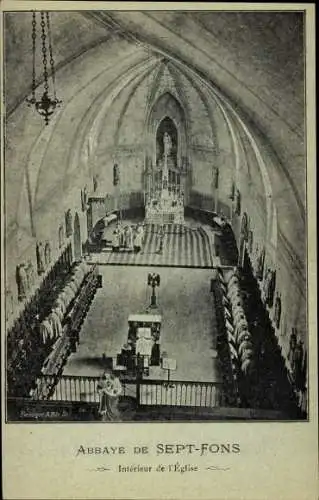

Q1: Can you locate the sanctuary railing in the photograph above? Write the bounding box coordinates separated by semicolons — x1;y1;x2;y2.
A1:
27;374;224;408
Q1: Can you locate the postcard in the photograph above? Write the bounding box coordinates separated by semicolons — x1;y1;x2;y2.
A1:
1;2;318;499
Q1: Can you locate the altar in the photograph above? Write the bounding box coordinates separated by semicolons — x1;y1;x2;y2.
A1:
145;191;184;224
144;131;185;225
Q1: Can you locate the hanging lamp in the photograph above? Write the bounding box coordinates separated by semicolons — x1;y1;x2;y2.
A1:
26;11;62;125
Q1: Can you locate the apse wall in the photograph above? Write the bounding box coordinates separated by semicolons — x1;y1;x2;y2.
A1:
90;53;307;360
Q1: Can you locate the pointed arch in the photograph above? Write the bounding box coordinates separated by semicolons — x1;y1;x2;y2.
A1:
146;91;187;169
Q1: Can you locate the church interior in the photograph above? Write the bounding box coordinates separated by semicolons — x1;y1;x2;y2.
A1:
4;11;308;421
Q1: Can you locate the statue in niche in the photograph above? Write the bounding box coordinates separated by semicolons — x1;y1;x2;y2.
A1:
93;175;99;192
16;264;28;301
229;181;235;201
81;189;84;211
248;230;254;254
234;189;241;215
212;166;219;190
81;186;88;211
36;241;45;275
241;213;249;241
26;260;35;290
58;224;65;249
163;132;172;157
65;210;73;237
288;328;297;365
256;246;265;280
44;241;51;266
113;164;120;187
274;292;282;329
264;268;276;308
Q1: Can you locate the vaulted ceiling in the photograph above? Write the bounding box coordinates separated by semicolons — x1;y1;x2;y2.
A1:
4;10;306;271
4;10;306;196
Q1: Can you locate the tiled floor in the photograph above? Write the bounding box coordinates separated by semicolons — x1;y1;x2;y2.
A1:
88;220;219;268
63;266;222;384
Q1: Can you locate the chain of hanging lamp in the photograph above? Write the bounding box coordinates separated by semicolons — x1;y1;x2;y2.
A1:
26;11;62;125
40;12;49;94
46;12;57;100
30;11;36;102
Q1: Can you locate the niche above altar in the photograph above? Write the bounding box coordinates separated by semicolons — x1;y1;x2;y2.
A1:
144;92;191;205
144;122;185;225
148;117;182;195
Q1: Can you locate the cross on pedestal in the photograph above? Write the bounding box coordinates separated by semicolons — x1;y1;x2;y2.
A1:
147;273;160;308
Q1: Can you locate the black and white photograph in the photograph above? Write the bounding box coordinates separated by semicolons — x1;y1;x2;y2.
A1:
3;7;311;426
